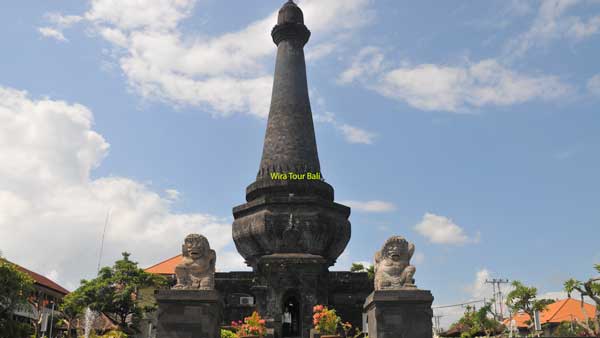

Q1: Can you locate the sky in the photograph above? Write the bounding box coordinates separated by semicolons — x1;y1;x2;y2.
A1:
1;0;599;329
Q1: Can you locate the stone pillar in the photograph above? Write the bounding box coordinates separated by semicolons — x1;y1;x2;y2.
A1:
155;289;222;338
363;289;433;338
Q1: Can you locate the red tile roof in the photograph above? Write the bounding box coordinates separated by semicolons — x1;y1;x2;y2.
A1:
145;254;182;275
504;298;597;328
2;259;69;295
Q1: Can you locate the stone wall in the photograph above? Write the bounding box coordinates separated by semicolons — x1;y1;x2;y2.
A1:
215;271;372;332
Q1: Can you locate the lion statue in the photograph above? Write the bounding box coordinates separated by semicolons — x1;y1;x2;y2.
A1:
374;236;417;290
173;234;216;290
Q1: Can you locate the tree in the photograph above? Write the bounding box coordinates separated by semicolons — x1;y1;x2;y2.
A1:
446;302;502;338
66;252;167;333
0;258;34;338
59;286;88;338
564;263;600;336
506;280;552;336
350;262;375;280
553;321;588;337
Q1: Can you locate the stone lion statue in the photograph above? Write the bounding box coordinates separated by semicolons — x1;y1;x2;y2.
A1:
374;236;417;290
173;234;216;290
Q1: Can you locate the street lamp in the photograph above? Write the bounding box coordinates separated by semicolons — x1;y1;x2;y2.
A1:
49;301;55;338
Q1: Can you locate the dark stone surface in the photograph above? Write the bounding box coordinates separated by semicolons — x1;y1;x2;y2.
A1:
232;0;350;272
363;290;434;338
260;0;315;180
214;272;256;328
228;2;368;338
232;193;351;268
328;272;373;332
214;271;372;338
155;290;222;338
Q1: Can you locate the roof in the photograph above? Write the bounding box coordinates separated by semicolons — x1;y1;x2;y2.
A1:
543;298;597;323
144;254;181;275
2;259;69;295
504;298;597;328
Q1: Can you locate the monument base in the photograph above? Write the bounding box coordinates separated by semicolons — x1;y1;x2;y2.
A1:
155;289;222;338
363;289;433;338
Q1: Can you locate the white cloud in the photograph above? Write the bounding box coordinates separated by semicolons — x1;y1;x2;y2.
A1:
340;200;396;213
338;124;376;144
0;85;245;289
165;189;180;200
587;73;600;96
539;291;569;300
470;269;494;299
38;13;83;42
306;43;337;61
414;213;479;245
340;48;570;112
314;111;376;144
337;46;384;85
43;0;373;118
505;0;600;57
38;27;67;41
46;13;83;27
434;269;494;330
379;59;569;112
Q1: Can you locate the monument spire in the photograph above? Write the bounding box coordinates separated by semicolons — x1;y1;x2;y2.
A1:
257;0;320;179
233;0;350;269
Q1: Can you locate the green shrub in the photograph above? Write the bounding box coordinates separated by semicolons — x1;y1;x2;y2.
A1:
220;329;237;338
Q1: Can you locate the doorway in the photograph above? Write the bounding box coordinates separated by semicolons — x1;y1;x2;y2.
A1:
282;293;301;337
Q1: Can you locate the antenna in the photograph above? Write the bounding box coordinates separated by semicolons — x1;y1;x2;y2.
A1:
96;208;112;274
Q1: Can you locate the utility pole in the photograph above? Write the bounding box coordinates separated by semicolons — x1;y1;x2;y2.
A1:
486;278;510;320
433;314;444;334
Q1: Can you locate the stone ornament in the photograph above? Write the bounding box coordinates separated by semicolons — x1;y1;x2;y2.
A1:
374;236;417;290
173;234;216;290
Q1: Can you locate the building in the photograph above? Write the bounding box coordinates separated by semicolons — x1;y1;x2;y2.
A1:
3;259;69;336
504;298;597;336
145;2;373;337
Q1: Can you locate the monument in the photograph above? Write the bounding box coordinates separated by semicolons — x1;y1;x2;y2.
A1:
364;237;434;338
155;234;222;338
229;1;370;337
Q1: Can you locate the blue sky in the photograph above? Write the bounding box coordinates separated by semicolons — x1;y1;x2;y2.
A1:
1;0;599;328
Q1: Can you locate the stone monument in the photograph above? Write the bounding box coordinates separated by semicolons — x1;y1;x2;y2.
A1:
230;1;362;337
374;236;416;290
155;234;222;338
173;234;216;290
364;236;434;338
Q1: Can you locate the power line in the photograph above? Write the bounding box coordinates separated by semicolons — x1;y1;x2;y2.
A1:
432;299;486;309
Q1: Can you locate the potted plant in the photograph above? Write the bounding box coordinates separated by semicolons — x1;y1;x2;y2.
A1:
313;305;341;338
231;311;266;338
341;322;364;338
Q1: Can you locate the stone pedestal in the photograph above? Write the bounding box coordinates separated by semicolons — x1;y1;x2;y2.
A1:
363;289;433;338
155;290;222;338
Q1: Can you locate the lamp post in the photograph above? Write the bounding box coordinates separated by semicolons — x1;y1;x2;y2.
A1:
49;301;55;338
